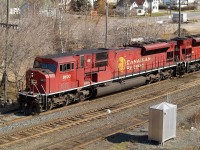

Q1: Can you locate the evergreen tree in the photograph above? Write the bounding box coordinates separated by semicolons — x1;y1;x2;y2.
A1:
94;0;106;14
71;0;91;12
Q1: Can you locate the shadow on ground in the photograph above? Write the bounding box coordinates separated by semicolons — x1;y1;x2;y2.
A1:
106;133;159;146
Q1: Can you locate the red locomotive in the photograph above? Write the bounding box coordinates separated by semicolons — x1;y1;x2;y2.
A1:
18;35;200;114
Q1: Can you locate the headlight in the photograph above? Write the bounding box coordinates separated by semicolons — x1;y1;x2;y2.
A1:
29;92;33;95
31;79;37;84
40;79;46;82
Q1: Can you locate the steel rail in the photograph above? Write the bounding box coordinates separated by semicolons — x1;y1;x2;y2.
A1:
0;76;199;129
0;70;199;127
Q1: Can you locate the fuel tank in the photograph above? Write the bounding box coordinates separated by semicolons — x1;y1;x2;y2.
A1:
94;76;146;97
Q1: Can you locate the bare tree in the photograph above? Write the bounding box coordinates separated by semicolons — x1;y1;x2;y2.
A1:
0;0;180;101
0;13;55;98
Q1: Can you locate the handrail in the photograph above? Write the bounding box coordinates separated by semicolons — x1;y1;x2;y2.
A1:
33;84;41;95
41;85;48;110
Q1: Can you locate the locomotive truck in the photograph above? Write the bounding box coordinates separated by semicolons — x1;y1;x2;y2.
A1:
18;35;200;114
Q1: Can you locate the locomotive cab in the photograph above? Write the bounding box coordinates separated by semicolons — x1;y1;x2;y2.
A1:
30;59;56;94
31;56;77;94
57;56;77;92
22;59;56;95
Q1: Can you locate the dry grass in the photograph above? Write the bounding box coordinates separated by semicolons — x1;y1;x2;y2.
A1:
108;142;128;150
0;82;17;100
188;111;200;125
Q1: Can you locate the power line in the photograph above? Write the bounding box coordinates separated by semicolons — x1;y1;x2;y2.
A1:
2;0;10;102
178;0;181;37
105;0;108;48
0;23;18;29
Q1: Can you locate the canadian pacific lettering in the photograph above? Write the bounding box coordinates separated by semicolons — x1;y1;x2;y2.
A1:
127;57;151;70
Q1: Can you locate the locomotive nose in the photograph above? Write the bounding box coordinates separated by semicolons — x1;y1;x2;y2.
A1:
26;69;48;94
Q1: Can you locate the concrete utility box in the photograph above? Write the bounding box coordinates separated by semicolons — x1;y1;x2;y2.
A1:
148;102;177;144
172;13;187;23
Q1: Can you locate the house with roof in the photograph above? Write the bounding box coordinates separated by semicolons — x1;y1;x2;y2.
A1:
58;0;72;8
89;0;120;8
108;0;120;3
117;0;159;15
10;8;20;15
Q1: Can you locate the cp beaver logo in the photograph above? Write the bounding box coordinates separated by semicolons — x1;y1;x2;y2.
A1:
118;57;126;72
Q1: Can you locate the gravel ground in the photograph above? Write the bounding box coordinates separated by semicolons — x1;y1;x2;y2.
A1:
81;98;200;150
1;73;200;150
182;22;200;34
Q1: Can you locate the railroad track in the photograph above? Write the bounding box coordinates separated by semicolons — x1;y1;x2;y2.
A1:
0;72;199;128
43;93;200;150
0;78;170;126
0;71;199;128
0;75;199;128
0;80;169;126
44;118;148;150
0;78;200;149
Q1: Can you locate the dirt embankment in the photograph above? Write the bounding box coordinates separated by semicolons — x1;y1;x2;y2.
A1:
182;22;200;34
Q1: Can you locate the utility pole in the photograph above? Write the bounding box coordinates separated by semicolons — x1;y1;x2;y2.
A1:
93;0;95;9
59;7;64;53
150;0;152;16
1;0;18;104
178;0;181;37
170;0;172;14
105;0;108;48
3;0;10;102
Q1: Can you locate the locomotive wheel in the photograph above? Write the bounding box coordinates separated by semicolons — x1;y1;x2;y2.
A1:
37;105;43;113
48;101;53;110
156;74;161;81
195;64;200;71
79;94;85;102
196;63;200;71
65;95;70;106
22;102;28;115
146;74;155;84
167;73;172;79
195;67;199;71
187;66;194;73
33;100;42;114
159;74;164;81
146;77;152;84
64;99;70;106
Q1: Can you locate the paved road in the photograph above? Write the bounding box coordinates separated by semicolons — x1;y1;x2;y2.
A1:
187;12;200;19
126;11;200;23
120;11;200;35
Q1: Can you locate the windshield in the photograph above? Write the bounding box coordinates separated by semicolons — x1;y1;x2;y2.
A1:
34;61;57;73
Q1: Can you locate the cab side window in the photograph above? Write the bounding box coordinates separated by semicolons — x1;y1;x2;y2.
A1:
60;65;64;72
60;63;74;72
80;55;84;68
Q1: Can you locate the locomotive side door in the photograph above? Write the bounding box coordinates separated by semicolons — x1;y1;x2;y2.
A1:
181;48;192;61
174;45;180;62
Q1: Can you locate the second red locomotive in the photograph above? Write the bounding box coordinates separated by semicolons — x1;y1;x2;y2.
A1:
18;35;200;114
